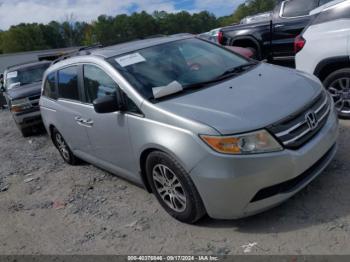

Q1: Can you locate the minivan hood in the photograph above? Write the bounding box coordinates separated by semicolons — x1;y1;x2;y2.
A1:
6;82;42;100
157;63;322;135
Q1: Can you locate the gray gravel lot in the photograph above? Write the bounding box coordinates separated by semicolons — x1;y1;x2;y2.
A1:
0;109;349;255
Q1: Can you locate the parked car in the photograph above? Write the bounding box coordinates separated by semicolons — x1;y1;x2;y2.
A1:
198;30;255;58
40;34;338;223
0;73;6;109
199;28;221;43
3;61;51;136
295;0;350;118
218;0;335;61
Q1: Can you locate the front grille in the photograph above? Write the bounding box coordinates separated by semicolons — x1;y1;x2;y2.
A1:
28;95;40;101
267;92;330;149
29;95;40;107
23;115;42;124
250;144;336;202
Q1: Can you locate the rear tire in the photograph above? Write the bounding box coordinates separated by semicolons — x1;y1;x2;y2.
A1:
52;128;79;165
323;68;350;119
146;151;206;224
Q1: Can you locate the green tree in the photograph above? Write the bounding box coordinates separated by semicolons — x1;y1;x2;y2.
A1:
92;15;117;45
40;21;65;49
0;31;3;54
0;23;48;53
191;11;218;33
219;0;276;26
0;0;278;54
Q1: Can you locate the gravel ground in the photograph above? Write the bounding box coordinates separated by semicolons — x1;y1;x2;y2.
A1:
0;109;349;255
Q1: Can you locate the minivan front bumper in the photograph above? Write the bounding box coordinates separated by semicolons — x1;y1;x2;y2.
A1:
190;107;339;219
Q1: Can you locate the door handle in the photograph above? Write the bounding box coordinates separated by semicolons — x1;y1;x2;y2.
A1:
74;116;83;123
82;119;94;126
74;116;93;127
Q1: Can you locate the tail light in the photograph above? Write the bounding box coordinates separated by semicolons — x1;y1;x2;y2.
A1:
217;31;223;45
294;35;306;54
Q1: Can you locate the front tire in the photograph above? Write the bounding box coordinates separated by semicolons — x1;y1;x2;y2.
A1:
323;68;350;119
146;151;206;223
19;126;32;137
52;128;79;165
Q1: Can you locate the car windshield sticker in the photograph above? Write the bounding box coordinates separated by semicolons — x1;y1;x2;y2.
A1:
152;81;183;99
115;53;146;67
7;71;18;79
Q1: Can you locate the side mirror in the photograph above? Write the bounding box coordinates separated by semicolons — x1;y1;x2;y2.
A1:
93;94;121;114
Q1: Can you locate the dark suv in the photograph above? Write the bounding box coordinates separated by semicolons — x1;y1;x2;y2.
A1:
219;0;335;61
2;61;51;136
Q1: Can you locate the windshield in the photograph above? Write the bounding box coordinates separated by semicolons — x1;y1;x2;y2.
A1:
108;38;249;100
6;63;50;89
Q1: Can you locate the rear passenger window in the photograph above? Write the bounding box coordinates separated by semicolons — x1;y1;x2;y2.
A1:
58;66;79;101
83;65;118;103
43;73;57;99
319;0;333;6
282;0;318;17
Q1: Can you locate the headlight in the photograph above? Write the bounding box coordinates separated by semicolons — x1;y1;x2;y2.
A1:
11;98;31;112
200;130;283;155
11;98;29;106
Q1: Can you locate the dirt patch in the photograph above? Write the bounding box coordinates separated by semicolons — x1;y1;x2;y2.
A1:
0;109;349;255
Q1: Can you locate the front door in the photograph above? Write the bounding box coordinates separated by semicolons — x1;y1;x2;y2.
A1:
79;64;137;177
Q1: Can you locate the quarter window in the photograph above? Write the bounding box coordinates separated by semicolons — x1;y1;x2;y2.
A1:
58;66;79;101
282;0;318;17
319;0;333;6
43;73;57;99
83;65;118;103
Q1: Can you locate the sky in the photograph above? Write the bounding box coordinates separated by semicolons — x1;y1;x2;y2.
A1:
0;0;245;30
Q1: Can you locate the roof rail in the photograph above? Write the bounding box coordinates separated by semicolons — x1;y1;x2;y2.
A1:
169;33;193;37
52;43;103;65
78;43;103;52
6;60;47;70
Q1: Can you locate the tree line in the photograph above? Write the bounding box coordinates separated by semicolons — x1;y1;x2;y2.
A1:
0;0;276;54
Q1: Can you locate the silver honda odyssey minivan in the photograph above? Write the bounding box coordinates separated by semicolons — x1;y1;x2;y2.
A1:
40;34;338;223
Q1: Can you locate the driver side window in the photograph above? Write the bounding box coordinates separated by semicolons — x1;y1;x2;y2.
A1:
83;64;142;114
83;65;118;103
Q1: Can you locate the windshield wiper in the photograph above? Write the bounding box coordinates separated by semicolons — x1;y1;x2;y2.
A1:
218;61;259;78
183;61;259;90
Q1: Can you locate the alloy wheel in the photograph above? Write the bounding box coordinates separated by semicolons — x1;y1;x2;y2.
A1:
152;164;187;212
328;77;350;115
55;133;70;161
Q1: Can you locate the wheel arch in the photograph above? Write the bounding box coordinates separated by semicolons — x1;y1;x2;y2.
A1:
49;124;58;147
314;56;350;82
230;36;262;59
138;145;191;193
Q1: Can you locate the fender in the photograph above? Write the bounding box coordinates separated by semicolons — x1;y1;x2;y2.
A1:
230;35;261;48
227;35;266;60
314;56;350;79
